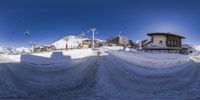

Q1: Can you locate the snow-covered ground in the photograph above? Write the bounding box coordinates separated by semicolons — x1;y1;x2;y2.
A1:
0;46;200;100
16;47;30;53
193;45;200;51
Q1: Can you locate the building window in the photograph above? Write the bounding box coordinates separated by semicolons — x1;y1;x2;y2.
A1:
171;40;173;45
177;41;180;46
168;41;170;44
159;40;163;45
174;41;177;45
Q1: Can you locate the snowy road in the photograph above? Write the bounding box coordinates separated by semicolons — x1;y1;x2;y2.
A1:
0;51;200;100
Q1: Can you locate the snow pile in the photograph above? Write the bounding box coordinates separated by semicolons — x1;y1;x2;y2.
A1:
93;48;109;56
62;48;96;59
3;49;96;65
31;49;95;59
0;55;21;62
190;45;200;62
193;45;200;51
124;48;138;52
100;46;137;53
111;51;190;68
190;50;200;63
16;47;30;53
190;55;200;63
20;52;72;66
101;46;123;51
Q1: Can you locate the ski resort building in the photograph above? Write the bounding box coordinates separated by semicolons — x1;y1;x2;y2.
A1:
33;45;56;53
82;39;106;48
141;32;186;53
107;35;129;46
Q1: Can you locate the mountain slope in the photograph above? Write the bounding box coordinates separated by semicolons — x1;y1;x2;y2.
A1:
0;47;17;55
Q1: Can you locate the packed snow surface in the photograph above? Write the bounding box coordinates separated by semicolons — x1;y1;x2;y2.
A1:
0;46;200;100
193;45;200;51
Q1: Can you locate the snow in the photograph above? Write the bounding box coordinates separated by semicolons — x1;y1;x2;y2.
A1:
101;46;124;51
1;54;21;62
190;55;200;63
2;48;96;65
189;45;200;62
124;48;138;52
0;47;200;99
0;47;17;55
20;52;72;66
53;36;89;49
16;47;30;53
111;51;190;68
52;38;66;49
193;45;200;51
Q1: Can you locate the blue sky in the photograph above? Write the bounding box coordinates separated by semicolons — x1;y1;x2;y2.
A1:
0;0;200;47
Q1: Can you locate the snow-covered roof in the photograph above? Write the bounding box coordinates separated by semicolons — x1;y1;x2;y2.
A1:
147;32;185;39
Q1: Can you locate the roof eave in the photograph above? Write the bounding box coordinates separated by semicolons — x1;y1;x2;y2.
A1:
147;33;186;39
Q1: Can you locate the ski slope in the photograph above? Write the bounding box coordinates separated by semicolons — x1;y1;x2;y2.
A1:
0;48;200;100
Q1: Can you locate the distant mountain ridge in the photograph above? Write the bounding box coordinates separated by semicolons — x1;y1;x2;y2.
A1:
0;46;30;55
0;47;17;55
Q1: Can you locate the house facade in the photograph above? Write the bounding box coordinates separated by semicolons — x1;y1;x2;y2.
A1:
142;32;185;53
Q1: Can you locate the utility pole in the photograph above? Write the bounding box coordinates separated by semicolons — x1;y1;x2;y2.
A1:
89;28;97;49
29;42;36;53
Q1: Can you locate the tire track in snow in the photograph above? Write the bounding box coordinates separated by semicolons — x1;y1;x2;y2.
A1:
3;56;101;99
101;51;200;99
1;52;200;99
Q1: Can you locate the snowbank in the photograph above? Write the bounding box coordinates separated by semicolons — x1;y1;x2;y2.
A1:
101;46;123;51
124;48;138;52
62;48;95;59
20;52;72;66
29;49;95;59
189;46;200;63
110;51;190;68
193;45;200;51
16;47;30;53
190;55;200;63
1;49;96;65
0;54;21;62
